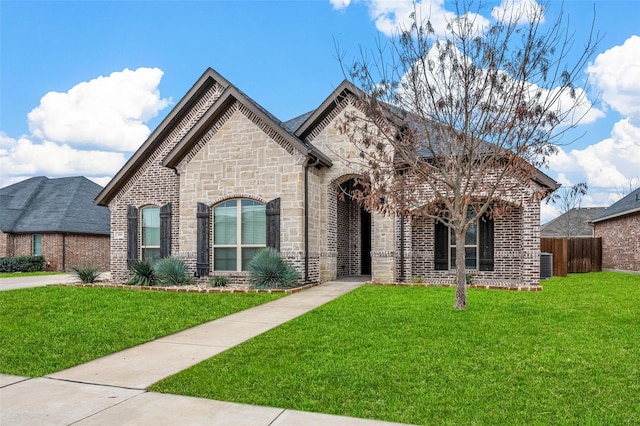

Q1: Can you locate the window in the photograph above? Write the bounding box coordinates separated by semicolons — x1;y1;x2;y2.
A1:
213;199;266;271
434;209;494;271
450;209;478;269
141;206;160;262
33;234;42;256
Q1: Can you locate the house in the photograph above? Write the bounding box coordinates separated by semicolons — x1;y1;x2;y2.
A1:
591;188;640;272
95;68;556;288
0;176;110;271
541;207;605;238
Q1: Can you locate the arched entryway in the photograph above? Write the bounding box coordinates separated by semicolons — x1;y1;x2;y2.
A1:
330;177;372;278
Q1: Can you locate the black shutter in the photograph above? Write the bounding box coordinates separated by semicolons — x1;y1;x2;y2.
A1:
266;198;280;251
127;205;138;266
196;202;210;277
479;214;494;271
434;219;448;271
160;203;172;258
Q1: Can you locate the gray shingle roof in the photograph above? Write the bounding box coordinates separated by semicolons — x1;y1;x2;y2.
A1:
541;207;605;238
283;111;314;133
0;176;110;235
591;187;640;223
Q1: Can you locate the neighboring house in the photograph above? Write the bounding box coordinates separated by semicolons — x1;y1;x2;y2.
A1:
96;68;556;287
541;207;605;238
591;188;640;272
0;176;110;271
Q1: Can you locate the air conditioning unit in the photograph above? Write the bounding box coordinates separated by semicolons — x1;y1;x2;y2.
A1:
540;252;553;279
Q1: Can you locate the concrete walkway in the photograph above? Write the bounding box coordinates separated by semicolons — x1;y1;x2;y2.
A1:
1;278;411;425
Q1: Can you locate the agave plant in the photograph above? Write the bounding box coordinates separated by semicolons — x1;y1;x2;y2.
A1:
71;265;101;283
153;257;193;287
126;260;155;286
247;248;300;289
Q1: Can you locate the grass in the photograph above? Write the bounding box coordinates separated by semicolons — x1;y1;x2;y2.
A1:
0;287;283;377
152;272;640;425
0;271;68;278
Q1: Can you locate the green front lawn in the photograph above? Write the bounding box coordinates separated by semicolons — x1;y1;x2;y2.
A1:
0;287;283;377
152;272;640;425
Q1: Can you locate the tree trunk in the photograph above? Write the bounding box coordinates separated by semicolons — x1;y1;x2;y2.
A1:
453;228;467;309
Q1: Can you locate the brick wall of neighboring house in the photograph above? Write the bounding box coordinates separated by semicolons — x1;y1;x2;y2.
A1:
2;233;109;271
594;213;640;272
0;230;12;257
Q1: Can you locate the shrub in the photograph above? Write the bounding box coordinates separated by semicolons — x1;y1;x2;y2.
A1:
209;276;229;287
411;276;425;284
126;260;155;286
0;256;45;273
71;265;101;283
153;257;194;287
247;248;300;289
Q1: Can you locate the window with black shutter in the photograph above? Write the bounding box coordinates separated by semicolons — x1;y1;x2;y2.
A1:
127;205;138;266
433;210;494;271
266;198;280;252
160;203;172;258
196;202;211;277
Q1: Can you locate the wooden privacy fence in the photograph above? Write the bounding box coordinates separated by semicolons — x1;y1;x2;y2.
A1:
540;237;602;276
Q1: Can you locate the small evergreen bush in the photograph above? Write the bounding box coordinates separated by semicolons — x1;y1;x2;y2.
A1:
126;260;155;286
71;265;101;283
247;248;300;289
0;255;45;273
153;257;194;287
209;276;229;287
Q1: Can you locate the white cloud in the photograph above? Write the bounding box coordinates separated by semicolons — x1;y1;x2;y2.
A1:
540;201;560;224
491;0;545;25
339;0;489;37
27;67;170;151
547;117;640;209
587;35;640;123
0;135;127;188
330;0;351;10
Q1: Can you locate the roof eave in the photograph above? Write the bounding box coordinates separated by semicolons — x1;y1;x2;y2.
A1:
591;206;640;223
162;85;332;170
294;80;362;141
95;68;231;206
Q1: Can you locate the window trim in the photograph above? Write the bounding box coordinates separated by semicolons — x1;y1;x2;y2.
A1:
449;218;479;270
213;199;266;272
33;234;42;256
140;205;161;263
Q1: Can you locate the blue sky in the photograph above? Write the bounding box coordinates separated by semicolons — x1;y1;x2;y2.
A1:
1;0;639;223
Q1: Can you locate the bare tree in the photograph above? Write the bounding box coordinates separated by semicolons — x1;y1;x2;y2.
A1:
548;182;588;237
336;0;600;309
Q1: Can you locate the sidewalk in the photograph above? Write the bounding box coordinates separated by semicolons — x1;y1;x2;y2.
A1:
1;279;411;425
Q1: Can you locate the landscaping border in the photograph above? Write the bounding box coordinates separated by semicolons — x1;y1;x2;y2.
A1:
47;282;321;294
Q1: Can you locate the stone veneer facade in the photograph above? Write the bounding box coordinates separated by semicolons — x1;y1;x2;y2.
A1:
102;70;545;287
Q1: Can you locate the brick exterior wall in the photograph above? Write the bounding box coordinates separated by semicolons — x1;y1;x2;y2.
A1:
0;232;109;272
105;78;545;288
594;212;640;272
108;82;226;281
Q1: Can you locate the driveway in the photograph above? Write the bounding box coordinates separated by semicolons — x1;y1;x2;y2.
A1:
0;273;110;291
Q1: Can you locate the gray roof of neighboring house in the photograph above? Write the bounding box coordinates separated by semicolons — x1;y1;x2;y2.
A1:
0;176;110;235
541;207;605;238
591;187;640;223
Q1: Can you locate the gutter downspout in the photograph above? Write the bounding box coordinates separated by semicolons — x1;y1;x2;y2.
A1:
304;156;321;284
